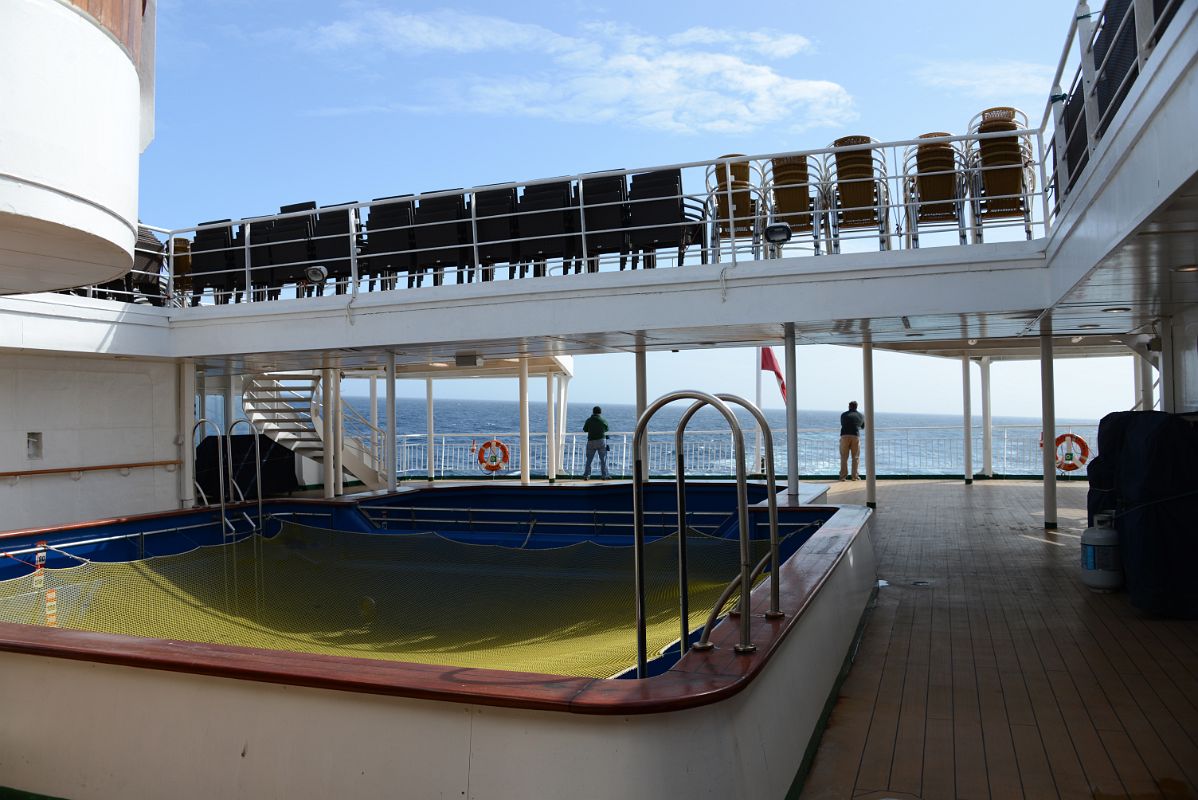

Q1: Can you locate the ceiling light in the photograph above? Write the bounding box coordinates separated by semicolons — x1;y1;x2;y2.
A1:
429;361;449;368
502;358;520;363
1070;336;1084;343
967;338;977;346
1102;306;1132;313
1078;323;1099;329
1171;264;1198;273
905;332;924;338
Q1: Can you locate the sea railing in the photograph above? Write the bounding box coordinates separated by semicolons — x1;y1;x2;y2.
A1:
377;424;1100;480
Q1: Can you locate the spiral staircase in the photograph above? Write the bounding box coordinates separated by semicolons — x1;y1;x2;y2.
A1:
242;371;386;490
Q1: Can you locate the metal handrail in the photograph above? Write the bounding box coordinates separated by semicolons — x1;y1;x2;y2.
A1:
227;418;266;617
193;418;235;612
631;390;754;679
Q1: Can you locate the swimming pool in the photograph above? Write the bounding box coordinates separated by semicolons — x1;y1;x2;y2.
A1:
0;483;825;678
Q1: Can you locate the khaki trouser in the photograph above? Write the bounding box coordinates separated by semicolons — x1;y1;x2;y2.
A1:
839;435;860;480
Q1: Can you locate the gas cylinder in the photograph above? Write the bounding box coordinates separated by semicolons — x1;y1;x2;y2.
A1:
1080;512;1122;592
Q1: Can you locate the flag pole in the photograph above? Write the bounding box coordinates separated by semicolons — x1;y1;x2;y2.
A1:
754;347;763;475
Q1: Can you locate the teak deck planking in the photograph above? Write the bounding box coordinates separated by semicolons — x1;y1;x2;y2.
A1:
799;479;1198;800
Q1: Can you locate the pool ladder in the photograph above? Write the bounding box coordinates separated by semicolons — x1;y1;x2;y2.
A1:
631;391;781;678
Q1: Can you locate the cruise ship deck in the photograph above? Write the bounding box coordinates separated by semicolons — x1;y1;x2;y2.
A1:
801;480;1198;800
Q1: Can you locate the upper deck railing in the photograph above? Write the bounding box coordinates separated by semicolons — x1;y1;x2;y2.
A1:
62;0;1183;310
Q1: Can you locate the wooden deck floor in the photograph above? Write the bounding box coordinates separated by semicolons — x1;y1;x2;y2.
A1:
798;480;1198;800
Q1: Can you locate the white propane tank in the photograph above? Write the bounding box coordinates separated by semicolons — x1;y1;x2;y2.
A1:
1080;512;1122;592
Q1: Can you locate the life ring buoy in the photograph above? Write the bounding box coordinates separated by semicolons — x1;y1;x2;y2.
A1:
1055;433;1090;471
477;439;510;472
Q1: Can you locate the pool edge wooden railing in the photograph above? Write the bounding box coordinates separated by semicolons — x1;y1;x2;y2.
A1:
0;459;181;480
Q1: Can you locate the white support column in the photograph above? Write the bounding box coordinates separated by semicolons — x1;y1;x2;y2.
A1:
862;337;877;508
962;355;973;484
385;354;397;492
178;360;196;509
981;356;993;477
369;374;378;462
333;371;344;496
223;374;237;432
635;349;648;478
322;368;335;499
195;370;207;422
1160;323;1176;413
1138;353;1155;411
558;374;570;474
426;378;435;481
546;373;557;483
519;358;530;485
784;323;799;501
1041;317;1058;529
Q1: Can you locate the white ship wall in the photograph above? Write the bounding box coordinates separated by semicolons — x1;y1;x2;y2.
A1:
1170;307;1198;413
0;0;141;293
0;354;180;532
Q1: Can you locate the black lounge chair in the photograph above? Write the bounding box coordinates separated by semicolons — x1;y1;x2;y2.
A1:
365;196;416;289
266;201;317;298
578;173;629;273
413;191;474;286
516;181;578;278
313;203;363;294
190;220;245;304
246;217;277;300
627;169;705;269
473;186;519;282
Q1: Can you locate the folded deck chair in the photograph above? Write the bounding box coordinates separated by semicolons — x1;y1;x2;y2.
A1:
706;155;759;261
826;135;891;252
627;169;705;269
901;133;967;248
578;173;629;273
768;155;821;254
365;196;417;288
968;107;1035;241
473;186;519;282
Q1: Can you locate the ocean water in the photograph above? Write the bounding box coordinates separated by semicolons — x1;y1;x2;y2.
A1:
340;396;1100;478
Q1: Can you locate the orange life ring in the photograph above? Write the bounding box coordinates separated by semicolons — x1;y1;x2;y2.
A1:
1055;433;1090;471
477;439;510;472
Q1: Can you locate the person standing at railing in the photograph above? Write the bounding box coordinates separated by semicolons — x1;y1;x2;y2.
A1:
839;401;865;481
582;406;610;480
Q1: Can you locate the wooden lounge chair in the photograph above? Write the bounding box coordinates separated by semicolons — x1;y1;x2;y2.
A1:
824;136;892;252
901;133;968;248
968;107;1035;241
767;154;821;255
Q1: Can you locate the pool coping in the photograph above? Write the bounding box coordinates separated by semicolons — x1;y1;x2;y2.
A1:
0;498;868;716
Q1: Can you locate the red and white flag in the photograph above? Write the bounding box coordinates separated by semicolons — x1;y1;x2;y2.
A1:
760;347;787;402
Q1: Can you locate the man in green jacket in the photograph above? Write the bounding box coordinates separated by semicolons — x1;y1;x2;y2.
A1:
582;406;610;480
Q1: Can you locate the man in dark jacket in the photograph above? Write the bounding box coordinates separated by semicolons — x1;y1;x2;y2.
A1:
839;401;865;480
582;406;610;480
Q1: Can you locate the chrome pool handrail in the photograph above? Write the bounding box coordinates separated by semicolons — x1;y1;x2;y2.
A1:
632;390;754;679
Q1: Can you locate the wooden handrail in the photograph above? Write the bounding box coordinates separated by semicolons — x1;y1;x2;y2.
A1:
0;460;180;479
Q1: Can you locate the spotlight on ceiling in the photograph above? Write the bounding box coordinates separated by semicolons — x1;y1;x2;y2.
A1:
1102;306;1132;313
764;222;792;245
1171;264;1198;273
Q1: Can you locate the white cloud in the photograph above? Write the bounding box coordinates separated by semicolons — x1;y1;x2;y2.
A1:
914;59;1055;103
282;9;851;135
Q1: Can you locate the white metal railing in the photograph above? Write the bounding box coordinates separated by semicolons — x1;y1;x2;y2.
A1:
375;424;1101;479
1043;0;1182;216
64;127;1050;308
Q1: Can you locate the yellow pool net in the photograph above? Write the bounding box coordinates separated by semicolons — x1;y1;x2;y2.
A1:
0;523;772;678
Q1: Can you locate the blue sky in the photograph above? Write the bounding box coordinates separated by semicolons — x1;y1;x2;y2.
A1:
141;1;1135;418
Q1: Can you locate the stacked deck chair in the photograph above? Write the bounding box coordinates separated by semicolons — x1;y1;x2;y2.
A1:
517;180;578;278
313;203;362;294
473;186;519;282
266;202;317;299
365;196;416;289
167;238;194;306
190;220;245;304
130;225;167;305
627;169;706;269
824;135;892;253
901;133;968;248
706;154;760;262
967;107;1035;242
577;172;629;273
246;216;276;301
413;190;474;286
767;155;821;255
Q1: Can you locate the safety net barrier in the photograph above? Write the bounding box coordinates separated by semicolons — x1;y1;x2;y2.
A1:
0;522;785;678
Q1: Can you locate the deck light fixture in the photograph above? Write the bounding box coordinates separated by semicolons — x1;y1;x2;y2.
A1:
764;222;792;245
305;265;329;283
1172;264;1198;273
1102;306;1132;313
